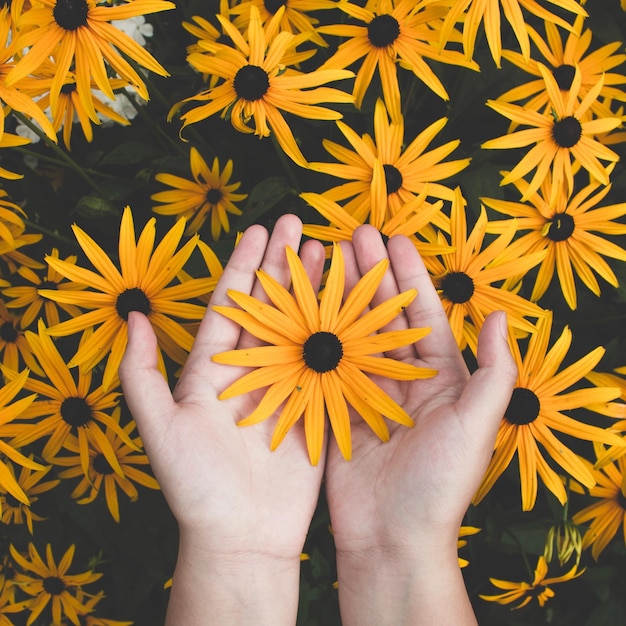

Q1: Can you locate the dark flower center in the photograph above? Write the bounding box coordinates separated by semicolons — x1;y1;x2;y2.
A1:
264;0;286;13
383;164;403;194
234;65;270;101
61;83;77;95
552;116;582;148
546;213;575;242
0;321;17;343
116;288;151;321
553;64;576;90
367;14;400;48
93;452;114;475
43;576;66;595
303;331;343;373
206;188;223;205
60;396;93;428
505;387;540;425
440;272;474;304
53;0;89;30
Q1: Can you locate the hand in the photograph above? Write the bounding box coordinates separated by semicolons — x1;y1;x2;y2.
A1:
324;225;518;625
119;214;327;625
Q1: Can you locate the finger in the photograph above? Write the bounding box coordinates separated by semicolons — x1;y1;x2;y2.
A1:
120;311;177;443
299;238;326;295
387;232;463;365
455;311;517;463
351;224;416;361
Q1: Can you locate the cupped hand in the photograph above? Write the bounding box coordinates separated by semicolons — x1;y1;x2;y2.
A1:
119;214;327;562
324;224;518;558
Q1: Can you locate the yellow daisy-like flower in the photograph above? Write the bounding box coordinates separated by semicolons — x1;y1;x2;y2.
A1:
51;408;159;523
319;0;476;120
212;242;436;465
479;555;585;609
9;542;102;626
173;5;354;167
426;187;545;349
6;0;174;121
498;16;626;121
38;206;219;391
570;442;626;561
301;189;452;259
0;303;44;375
473;311;625;511
59;591;133;626
438;0;586;68
308;97;469;228
0;369;45;506
230;0;335;48
0;459;59;534
482;171;626;310
3;320;132;482
482;64;622;205
2;248;84;329
152;146;248;238
0;585;28;626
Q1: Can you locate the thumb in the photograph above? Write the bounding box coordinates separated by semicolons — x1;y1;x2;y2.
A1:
119;311;177;439
457;311;518;455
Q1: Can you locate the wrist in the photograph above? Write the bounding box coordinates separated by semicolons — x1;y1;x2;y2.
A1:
165;528;303;626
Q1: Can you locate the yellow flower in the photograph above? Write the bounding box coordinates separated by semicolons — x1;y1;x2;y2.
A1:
498;16;626;122
438;0;586;68
2;248;85;329
6;0;174;122
50;408;159;523
319;0;476;120
572;442;626;560
212;242;436;465
482;65;622;205
9;542;102;626
38;206;219;391
0;460;59;534
0;369;44;507
308;97;469;228
426;186;545;349
4;320;131;481
458;525;480;568
473;311;625;511
173;5;354;167
482;169;626;309
152;146;247;238
480;555;585;608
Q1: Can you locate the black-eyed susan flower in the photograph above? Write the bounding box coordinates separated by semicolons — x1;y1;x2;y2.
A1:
0;459;58;534
543;519;583;567
212;242;436;465
9;542;102;626
479;555;585;608
319;0;476;121
482;170;626;310
51;408;159;522
38;206;219;391
571;442;626;560
438;0;586;68
173;6;354;167
498;16;626;121
0;303;44;375
301;189;452;259
2;248;84;329
425;187;545;348
482;65;622;205
230;0;334;48
0;583;28;626
473;311;625;511
0;369;45;506
308;98;469;228
3;321;136;483
6;0;174;123
58;590;133;625
152;147;248;238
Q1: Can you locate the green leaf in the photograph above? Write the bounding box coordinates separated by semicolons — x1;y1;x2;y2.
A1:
100;141;161;166
236;176;295;230
74;195;121;219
